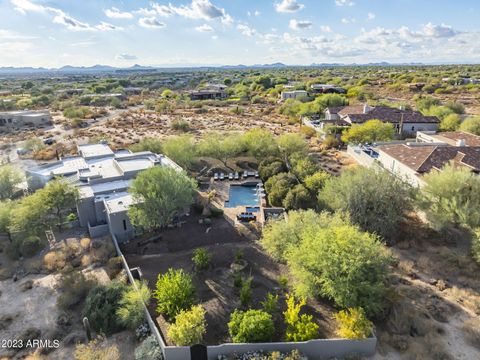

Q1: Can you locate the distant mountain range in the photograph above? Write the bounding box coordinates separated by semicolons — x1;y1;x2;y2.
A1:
0;61;461;75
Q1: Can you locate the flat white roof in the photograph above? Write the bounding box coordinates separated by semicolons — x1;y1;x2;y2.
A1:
79;179;132;199
104;192;136;214
78;144;114;159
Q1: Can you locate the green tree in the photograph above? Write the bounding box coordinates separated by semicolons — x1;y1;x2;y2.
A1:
0;165;23;200
277;133;309;161
264;172;297;207
83;282;128;335
228;309;274;343
129;138;163;154
283;184;314;210
261;210;391;317
197;133;244;168
0;200;15;240
303;171;330;195
258;159;287;180
460;116;480;135
168;305;206;346
117;281;151;330
419;163;480;229
154;268;195;319
319;167;414;241
439;113;461;131
341;120;395;144
128;167;197;231
42;179;78;230
162;135;197;169
241;129;279;159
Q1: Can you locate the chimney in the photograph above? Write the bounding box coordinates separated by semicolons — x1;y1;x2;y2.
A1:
363;104;370;114
456;139;466;147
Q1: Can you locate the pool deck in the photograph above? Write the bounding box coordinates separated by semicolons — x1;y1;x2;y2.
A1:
207;178;267;225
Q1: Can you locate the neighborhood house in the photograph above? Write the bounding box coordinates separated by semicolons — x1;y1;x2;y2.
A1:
26;143;182;241
0;110;51;129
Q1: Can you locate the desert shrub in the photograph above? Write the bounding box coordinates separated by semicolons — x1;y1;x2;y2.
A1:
5;241;21;260
168;305;206;346
233;272;243;289
83;282;128;335
335;307;373;339
57;270;97;310
439;113;461;131
210;207;224;217
154;268;195;319
170;118;190;132
300;125;317;138
239;276;252;307
129;138;163;154
117;281;151;330
460;116;480;135
74;337;120;360
284;294;319;341
192;248;212;271
419;163;480;229
20;235;44;257
134;335;163;360
472;229;480;265
44;250;67;271
228;309;275;343
303;171;330;195
341;120;394;144
322;135;341;149
261;292;279;315
320;167;414;241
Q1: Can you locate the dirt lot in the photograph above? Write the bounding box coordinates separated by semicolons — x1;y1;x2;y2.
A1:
122;214;337;346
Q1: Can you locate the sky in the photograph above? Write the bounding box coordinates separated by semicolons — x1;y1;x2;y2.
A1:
0;0;479;68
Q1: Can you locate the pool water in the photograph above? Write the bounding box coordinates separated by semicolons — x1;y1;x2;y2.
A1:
224;185;259;208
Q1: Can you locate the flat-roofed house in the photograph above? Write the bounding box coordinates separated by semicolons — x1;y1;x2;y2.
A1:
26;143;182;241
280;90;308;101
0;110;51;129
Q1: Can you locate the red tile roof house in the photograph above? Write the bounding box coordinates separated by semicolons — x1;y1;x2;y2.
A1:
324;104;440;137
375;132;480;186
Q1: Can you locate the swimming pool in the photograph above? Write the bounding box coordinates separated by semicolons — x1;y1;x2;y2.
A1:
224;185;259;208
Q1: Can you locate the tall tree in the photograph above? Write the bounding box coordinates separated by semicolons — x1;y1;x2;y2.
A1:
0;165;23;200
128;167;197;231
42;179;78;230
341;119;394;144
197;133;244;168
162;135;197;170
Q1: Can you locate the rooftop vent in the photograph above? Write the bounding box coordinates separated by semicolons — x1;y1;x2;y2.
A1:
456;139;466;147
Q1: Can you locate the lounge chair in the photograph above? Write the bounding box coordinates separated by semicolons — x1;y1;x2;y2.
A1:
243;171;248;178
234;172;239;180
229;173;234;180
220;173;225;180
254;171;259;178
214;173;219;180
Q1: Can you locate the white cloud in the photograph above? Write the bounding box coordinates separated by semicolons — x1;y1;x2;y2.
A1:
96;22;122;31
289;19;312;30
320;25;332;33
367;12;376;20
341;17;356;24
0;29;35;39
196;24;214;32
423;22;459;38
237;24;256;37
52;13;94;31
11;0;44;14
275;0;304;13
335;0;354;6
254;10;261;16
105;7;133;19
152;3;176;17
116;53;138;60
134;8;157;17
138;17;166;29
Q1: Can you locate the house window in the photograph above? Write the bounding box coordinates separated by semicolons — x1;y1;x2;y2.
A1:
123;219;127;231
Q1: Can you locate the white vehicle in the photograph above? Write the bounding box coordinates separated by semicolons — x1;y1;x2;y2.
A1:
228;173;234;180
214;173;219;180
234;172;239;180
220;173;225;180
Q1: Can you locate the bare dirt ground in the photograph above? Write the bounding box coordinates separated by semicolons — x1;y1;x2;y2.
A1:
373;219;480;360
0;233;135;360
122;214;337;346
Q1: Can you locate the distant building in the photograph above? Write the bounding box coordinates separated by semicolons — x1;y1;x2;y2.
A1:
323;104;439;136
348;130;480;187
26;143;182;242
188;84;228;100
0;110;51;130
310;84;346;94
280;90;308;101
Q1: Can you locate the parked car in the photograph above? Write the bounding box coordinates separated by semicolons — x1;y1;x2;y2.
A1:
43;137;55;145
